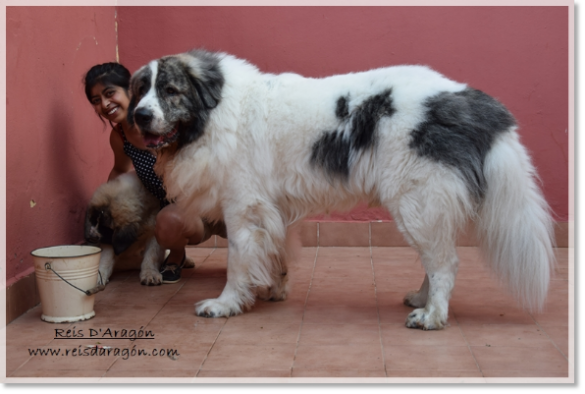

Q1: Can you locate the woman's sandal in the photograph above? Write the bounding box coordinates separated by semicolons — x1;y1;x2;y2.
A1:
160;253;186;284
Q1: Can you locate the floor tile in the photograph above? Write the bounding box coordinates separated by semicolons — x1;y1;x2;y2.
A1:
13;345;119;372
531;306;569;327
538;325;569;358
5;345;35;375
224;301;305;325
200;344;296;371
384;346;478;371
215;323;300;345
292;369;386;377
302;305;379;325
106;342;210;372
150;304;228;327
386;369;483;378
380;323;468;347
6;312;63;347
458;323;555;348
197;369;291;377
10;369;106;378
371;247;419;263
305;286;377;308
451;303;535;325
298;323;381;346
294;344;385;371
104;369;197;378
481;370;569;378
144;319;223;346
470;344;568;373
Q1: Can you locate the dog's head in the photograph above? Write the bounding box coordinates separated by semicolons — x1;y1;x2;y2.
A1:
84;205;113;245
84;204;141;256
85;174;153;255
127;49;224;150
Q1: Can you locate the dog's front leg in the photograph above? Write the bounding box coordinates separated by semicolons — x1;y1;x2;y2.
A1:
97;244;115;285
139;236;165;286
195;206;286;318
195;235;257;318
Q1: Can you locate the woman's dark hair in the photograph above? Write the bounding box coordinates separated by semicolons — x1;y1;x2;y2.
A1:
84;62;131;102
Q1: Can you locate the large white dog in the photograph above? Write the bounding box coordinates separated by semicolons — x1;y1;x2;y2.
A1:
127;49;555;330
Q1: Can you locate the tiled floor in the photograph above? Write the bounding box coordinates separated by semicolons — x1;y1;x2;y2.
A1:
4;246;570;381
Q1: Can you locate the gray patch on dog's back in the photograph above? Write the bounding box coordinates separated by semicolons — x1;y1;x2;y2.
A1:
335;96;350;119
311;89;395;179
409;88;516;201
311;131;352;178
351;89;395;150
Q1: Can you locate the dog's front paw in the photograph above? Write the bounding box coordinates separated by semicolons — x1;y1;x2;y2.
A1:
140;267;163;286
97;269;111;286
195;298;242;318
403;290;427;308
405;308;447;330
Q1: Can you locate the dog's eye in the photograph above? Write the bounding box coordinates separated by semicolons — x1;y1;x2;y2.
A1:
166;87;178;96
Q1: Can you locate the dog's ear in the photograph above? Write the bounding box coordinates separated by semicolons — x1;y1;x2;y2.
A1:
188;74;222;109
183;51;224;110
112;223;139;255
84;205;102;244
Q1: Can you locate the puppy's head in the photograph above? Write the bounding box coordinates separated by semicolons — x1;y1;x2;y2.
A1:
85;175;149;255
127;49;224;150
84;205;113;245
84;204;140;255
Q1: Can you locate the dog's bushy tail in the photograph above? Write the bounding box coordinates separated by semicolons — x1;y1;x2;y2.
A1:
477;131;555;313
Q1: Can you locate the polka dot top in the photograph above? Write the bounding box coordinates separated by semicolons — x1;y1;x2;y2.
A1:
117;125;170;209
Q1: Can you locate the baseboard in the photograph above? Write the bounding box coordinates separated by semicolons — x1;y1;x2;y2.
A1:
193;220;570;248
5;271;41;325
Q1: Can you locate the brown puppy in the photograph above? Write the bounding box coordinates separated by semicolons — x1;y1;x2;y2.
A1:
85;172;165;285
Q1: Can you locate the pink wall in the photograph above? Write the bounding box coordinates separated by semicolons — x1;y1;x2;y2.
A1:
6;7;118;283
117;6;568;222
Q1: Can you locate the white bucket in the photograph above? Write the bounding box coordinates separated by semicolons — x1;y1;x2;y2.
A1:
31;245;102;323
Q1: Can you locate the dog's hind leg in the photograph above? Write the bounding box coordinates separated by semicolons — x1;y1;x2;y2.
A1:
387;172;470;330
139;237;165;286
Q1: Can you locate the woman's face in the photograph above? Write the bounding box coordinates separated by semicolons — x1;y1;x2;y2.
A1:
90;82;130;125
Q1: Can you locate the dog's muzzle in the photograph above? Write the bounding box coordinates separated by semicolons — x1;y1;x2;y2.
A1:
134;108;153;129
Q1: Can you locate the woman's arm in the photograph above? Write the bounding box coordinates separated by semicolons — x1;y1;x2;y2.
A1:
108;128;134;181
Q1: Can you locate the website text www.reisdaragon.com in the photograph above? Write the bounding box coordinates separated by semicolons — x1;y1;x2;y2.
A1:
28;346;180;360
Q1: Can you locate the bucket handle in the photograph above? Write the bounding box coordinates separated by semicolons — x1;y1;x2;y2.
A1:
44;262;106;296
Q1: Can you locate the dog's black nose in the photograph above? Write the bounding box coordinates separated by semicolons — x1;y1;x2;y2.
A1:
134;108;153;127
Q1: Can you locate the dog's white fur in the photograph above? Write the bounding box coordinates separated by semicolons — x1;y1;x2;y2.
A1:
86;172;165;285
133;51;555;329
